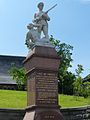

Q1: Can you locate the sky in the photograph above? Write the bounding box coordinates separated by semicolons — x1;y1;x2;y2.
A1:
0;0;90;77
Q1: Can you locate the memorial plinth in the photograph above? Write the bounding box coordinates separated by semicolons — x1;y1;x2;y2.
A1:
23;46;64;120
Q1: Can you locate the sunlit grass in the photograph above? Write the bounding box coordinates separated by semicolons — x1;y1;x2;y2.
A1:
0;90;27;108
59;94;90;108
0;90;90;108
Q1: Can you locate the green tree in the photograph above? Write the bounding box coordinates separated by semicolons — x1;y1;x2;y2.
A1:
82;82;90;98
50;36;74;94
73;64;84;98
9;64;27;90
82;74;90;98
9;36;74;93
62;71;75;95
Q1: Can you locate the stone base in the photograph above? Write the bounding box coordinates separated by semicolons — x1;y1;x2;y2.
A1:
23;46;64;120
23;106;64;120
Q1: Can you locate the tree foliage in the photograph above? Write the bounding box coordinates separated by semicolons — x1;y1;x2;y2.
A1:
73;64;90;98
9;36;75;94
9;64;27;90
62;71;75;95
73;64;84;97
82;82;90;98
50;36;75;94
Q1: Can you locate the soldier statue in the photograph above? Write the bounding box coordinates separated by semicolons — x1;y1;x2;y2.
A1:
25;2;57;49
33;2;50;40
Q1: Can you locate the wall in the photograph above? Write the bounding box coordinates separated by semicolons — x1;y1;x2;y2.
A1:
0;108;25;120
0;106;90;120
61;106;90;120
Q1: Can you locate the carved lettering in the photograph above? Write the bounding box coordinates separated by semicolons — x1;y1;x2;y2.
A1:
36;72;58;105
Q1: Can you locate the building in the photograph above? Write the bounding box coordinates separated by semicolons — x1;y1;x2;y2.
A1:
83;74;90;82
0;55;25;90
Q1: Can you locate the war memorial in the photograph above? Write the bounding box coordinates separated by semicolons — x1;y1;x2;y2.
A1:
23;2;64;120
0;2;90;120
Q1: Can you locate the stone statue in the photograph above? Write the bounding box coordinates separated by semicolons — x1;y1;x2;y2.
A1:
33;2;50;40
25;23;40;49
25;2;57;49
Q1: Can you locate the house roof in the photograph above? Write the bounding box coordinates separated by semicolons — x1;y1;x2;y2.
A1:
83;74;90;82
0;55;25;84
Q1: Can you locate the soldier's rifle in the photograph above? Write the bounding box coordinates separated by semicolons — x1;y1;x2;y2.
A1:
33;4;57;23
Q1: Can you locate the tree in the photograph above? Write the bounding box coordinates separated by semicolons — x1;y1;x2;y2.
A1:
82;82;90;98
9;36;74;93
73;64;84;98
9;64;27;90
50;36;74;94
62;71;75;95
82;73;90;98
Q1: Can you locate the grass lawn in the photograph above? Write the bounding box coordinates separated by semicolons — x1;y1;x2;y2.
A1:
0;90;27;108
59;94;90;108
0;90;90;108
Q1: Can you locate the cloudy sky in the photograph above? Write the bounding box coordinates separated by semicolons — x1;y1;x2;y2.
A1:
0;0;90;77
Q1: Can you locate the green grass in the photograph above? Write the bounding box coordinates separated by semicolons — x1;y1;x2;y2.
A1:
0;90;90;108
59;94;90;108
0;90;27;108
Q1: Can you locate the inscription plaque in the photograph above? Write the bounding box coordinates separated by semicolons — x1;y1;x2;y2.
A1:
36;72;58;105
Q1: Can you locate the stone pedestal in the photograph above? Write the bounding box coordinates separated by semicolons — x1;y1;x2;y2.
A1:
23;46;64;120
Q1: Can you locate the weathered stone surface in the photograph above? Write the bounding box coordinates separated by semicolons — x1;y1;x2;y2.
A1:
24;106;64;120
26;70;59;107
35;72;58;106
0;106;90;120
61;106;90;120
23;46;60;107
23;46;64;120
0;108;25;120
